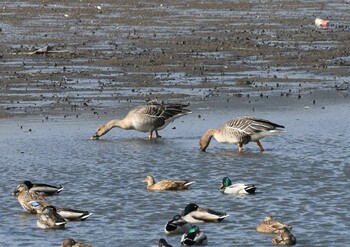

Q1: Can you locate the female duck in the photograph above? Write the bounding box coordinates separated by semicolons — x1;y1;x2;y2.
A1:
180;225;208;246
91;102;191;140
12;182;51;214
272;228;297;245
199;116;284;152
61;238;93;247
144;175;194;191
181;203;229;223
220;177;256;195
256;216;292;233
37;205;67;229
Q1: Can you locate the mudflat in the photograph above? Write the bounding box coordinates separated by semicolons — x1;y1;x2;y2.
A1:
1;0;349;118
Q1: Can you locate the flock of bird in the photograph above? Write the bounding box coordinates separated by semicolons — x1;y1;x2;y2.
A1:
12;101;296;246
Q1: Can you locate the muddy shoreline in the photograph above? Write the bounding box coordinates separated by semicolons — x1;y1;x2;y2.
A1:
1;0;349;118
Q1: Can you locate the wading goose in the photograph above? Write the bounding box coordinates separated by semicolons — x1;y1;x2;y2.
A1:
12;183;51;214
220;177;256;195
272;228;297;246
144;175;194;191
158;238;173;247
181;203;229;223
199;116;284;153
256;216;292;234
37;205;67;229
90;102;191;140
23;180;63;196
164;215;192;235
180;225;208;246
61;238;93;247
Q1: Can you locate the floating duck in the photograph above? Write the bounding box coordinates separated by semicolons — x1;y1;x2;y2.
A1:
144;175;194;191
180;225;208;246
90;102;191;140
272;228;297;246
199;116;284;152
164;215;192;235
12;182;51;214
256;216;292;234
158;238;173;247
57;208;92;221
220;177;256;195
61;238;93;247
23;180;63;196
37;205;67;229
181;203;229;223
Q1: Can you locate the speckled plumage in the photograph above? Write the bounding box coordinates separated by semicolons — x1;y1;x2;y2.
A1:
144;175;194;191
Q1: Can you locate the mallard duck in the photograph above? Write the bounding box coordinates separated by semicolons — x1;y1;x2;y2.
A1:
23;180;63;196
158;238;173;247
12;182;51;214
199;116;284;152
180;225;208;246
256;216;292;234
61;238;93;247
181;203;229;223
144;175;194;191
37;205;67;229
164;215;192;235
90;102;191;140
220;177;256;195
57;208;92;221
272;228;297;246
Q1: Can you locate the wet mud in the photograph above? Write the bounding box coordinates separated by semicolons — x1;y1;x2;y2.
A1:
1;0;349;117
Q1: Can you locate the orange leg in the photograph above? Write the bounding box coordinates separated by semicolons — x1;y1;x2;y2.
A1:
148;131;153;140
155;130;162;138
257;140;265;152
238;144;243;153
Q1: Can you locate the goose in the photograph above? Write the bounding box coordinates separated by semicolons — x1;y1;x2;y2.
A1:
164;215;192;235
57;208;92;221
61;238;93;247
144;175;194;191
158;238;173;247
37;205;67;229
181;203;229;223
90;102;191;140
180;225;208;246
220;177;256;195
199;116;284;152
23;180;63;196
12;182;51;214
272;228;297;246
256;216;292;234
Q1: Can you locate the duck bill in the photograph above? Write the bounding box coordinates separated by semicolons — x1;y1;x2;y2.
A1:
219;183;224;189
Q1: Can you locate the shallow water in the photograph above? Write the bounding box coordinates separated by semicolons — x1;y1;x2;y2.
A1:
1;90;349;246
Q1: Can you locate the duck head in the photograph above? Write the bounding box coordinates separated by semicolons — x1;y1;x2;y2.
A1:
12;183;29;196
182;203;199;215
220;177;232;189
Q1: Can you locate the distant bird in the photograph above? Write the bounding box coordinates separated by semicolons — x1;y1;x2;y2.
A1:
272;228;296;246
256;216;292;234
144;175;194;191
158;238;173;247
199;116;284;152
90;102;191;140
164;215;192;235
181;203;229;223
12;182;51;214
61;238;93;247
57;208;92;221
37;205;67;229
220;177;256;195
180;225;208;246
23;180;63;196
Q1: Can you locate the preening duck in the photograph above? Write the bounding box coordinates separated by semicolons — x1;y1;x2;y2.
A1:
61;238;93;247
23;180;63;196
158;238;173;247
181;203;229;223
144;175;194;191
164;215;192;235
220;177;256;195
12;182;51;214
180;225;208;246
256;216;292;234
272;228;297;246
90;102;191;140
199;116;284;152
37;205;67;229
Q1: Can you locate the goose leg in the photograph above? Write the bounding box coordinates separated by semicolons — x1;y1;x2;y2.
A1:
155;130;162;138
257;140;265;152
148;131;153;139
238;144;243;153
